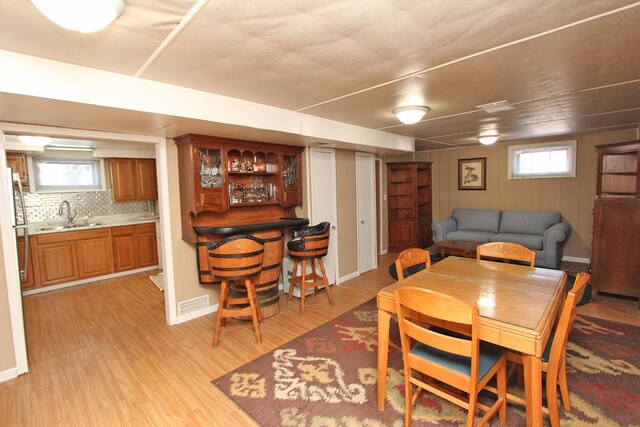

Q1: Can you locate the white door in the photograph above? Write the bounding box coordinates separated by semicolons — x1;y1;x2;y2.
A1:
356;152;376;274
308;147;338;285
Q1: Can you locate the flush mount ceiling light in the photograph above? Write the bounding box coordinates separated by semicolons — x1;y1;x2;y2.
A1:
477;135;500;145
18;135;53;146
393;106;429;125
30;0;125;33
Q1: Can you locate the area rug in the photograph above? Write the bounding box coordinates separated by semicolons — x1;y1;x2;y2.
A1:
212;298;640;426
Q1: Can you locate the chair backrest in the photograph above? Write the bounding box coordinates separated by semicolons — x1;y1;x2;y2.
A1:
476;242;535;266
289;223;330;258
395;287;480;387
395;248;431;280
547;272;590;373
293;221;330;238
207;235;265;280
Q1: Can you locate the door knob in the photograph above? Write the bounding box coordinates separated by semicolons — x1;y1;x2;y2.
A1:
331;225;336;230
360;220;365;224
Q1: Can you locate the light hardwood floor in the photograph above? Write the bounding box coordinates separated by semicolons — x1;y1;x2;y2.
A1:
1;253;638;426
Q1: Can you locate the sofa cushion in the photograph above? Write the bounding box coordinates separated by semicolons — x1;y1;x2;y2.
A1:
499;210;561;236
447;230;495;242
452;208;501;233
490;233;544;250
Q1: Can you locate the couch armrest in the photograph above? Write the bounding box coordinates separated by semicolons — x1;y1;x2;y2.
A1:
543;222;571;246
431;218;458;242
541;222;571;268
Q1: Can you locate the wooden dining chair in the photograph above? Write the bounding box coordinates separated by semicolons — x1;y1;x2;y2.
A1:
395;287;507;427
476;242;536;267
504;272;590;427
394;248;431;280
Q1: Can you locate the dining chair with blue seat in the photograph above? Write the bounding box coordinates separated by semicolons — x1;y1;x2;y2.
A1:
395;286;507;427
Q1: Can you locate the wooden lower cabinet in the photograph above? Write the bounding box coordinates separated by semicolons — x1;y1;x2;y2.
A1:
34;240;79;286
77;236;113;278
136;224;159;267
112;223;158;272
30;224;157;289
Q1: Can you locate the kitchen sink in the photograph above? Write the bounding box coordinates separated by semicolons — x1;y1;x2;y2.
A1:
36;222;105;232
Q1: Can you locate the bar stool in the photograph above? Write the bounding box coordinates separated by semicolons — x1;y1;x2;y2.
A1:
286;222;334;314
207;235;265;346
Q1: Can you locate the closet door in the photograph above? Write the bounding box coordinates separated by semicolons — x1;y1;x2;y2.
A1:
356;152;376;274
308;148;338;285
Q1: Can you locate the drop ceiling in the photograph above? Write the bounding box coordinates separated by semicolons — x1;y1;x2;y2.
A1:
0;0;638;152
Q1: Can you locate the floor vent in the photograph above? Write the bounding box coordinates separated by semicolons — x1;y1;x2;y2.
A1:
178;295;209;317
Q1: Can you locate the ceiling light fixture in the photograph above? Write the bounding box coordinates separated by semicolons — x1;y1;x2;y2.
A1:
393;106;429;125
18;135;53;146
46;144;95;152
30;0;125;33
477;135;500;145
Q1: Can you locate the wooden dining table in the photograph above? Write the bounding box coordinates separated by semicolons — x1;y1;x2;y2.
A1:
376;256;567;427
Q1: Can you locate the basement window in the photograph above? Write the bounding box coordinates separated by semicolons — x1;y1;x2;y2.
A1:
508;141;577;179
33;158;104;192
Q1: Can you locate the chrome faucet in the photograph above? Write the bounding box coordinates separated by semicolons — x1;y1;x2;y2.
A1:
58;200;77;226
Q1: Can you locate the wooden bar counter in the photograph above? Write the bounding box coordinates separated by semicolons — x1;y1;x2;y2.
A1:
175;134;306;318
194;218;308;318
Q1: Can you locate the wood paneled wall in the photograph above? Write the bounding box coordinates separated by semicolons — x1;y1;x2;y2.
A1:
384;129;638;260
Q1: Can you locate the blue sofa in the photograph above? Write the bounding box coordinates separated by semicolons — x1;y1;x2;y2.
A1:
431;208;571;268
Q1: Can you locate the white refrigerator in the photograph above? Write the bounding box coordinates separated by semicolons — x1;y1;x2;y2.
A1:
6;167;30;280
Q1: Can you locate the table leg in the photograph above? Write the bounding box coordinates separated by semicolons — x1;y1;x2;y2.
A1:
377;307;391;411
439;248;446;258
522;354;543;427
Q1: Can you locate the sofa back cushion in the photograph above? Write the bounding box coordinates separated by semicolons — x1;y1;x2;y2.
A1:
499;210;561;236
452;208;501;233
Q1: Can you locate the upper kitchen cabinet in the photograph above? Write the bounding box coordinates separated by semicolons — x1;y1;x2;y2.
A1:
110;158;158;202
6;153;29;186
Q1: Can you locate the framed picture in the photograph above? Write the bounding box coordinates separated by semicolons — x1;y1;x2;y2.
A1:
458;157;486;190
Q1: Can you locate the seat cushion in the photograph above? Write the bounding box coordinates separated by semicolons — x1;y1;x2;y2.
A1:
447;230;494;242
388;262;428;281
490;233;543;250
499;210;561;235
452;208;501;233
410;341;504;379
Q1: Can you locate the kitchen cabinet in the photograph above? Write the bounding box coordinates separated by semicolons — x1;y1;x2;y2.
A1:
112;223;158;272
34;240;78;286
17;236;35;289
33;228;113;287
592;141;640;302
387;162;433;252
6;153;29;186
76;235;113;278
110;158;158;202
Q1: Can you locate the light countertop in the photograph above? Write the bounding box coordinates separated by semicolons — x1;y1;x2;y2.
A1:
28;213;160;236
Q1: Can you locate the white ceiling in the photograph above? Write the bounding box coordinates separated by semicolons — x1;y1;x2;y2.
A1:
0;0;638;152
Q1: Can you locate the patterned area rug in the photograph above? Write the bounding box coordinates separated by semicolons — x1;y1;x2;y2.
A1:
212;298;640;426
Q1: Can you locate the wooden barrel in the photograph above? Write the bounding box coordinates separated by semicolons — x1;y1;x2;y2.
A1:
229;230;283;319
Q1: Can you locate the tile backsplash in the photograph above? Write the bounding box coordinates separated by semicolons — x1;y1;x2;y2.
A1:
19;190;152;224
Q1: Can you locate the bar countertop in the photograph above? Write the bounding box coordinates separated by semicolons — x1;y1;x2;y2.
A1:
193;217;309;236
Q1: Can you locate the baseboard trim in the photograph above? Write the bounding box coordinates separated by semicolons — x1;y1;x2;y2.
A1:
22;266;159;296
173;303;217;325
340;271;358;283
0;367;18;383
562;256;590;264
